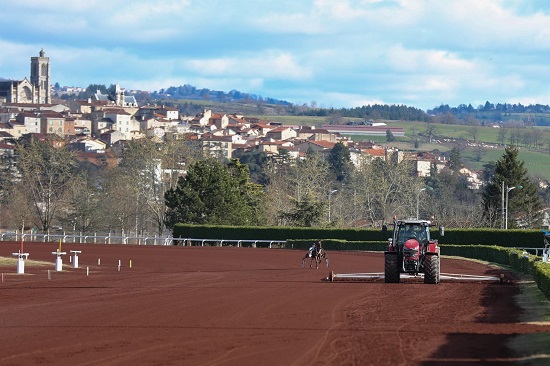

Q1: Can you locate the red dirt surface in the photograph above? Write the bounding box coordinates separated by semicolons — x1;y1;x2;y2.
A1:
1;241;549;366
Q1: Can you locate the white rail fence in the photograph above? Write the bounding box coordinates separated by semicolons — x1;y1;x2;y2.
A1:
0;232;287;248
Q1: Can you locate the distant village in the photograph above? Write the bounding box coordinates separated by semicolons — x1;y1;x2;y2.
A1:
0;50;483;189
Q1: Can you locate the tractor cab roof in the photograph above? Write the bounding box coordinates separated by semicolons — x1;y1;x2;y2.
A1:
395;219;432;226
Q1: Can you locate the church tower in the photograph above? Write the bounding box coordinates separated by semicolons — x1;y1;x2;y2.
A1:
30;49;51;104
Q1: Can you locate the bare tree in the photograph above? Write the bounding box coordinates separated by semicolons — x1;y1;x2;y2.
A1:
16;137;79;232
264;151;331;226
469;126;479;142
353;156;421;226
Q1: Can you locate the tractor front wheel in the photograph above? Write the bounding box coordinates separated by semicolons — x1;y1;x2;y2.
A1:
423;253;440;284
384;253;400;283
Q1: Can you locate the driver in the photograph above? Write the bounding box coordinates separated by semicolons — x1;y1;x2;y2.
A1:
405;226;416;239
307;242;317;258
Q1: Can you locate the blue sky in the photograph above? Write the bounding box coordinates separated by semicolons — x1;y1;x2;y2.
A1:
2;0;550;111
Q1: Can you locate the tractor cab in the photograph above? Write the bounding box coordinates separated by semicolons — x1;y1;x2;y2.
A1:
388;219;432;250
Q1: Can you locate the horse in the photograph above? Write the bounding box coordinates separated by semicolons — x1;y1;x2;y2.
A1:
302;247;318;269
301;247;329;269
315;248;329;269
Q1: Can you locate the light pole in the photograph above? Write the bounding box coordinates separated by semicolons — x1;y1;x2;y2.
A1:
416;186;433;219
328;189;338;223
505;185;523;229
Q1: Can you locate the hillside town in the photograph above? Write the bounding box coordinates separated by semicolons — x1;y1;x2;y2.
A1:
0;51;486;191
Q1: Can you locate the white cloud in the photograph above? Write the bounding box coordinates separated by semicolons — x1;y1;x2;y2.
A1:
184;52;313;80
5;0;550;110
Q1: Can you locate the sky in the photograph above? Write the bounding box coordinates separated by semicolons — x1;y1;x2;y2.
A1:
2;0;550;112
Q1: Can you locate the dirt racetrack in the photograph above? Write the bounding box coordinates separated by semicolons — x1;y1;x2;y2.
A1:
1;241;550;366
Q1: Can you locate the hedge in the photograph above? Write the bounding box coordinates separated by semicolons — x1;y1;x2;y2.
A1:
441;244;550;300
173;224;546;248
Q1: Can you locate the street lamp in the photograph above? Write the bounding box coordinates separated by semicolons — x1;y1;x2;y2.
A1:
505;185;523;230
416;186;433;219
328;189;338;223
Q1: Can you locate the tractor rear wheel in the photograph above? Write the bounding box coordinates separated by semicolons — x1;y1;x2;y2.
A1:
384;253;400;283
424;253;440;284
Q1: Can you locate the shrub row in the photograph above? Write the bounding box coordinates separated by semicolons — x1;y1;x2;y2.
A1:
173;224;546;248
172;224;390;242
441;245;550;300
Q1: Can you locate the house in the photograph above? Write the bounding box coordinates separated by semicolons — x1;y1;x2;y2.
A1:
265;126;297;141
67;137;107;153
159;105;179;120
190;109;212;127
295;125;337;142
92;84;138;108
44;112;74;137
0;107;19;123
138;105;179;121
200;135;233;160
4;119;27;139
99;130;126;146
16;111;41;134
103;108;140;141
72;118;92;136
295;140;336;153
459;167;483;190
210;113;229;130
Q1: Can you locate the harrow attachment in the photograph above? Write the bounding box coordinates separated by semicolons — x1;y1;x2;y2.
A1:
327;271;506;283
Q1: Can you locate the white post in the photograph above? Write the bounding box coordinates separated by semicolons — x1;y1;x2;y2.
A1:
70;250;81;268
52;251;66;271
12;252;29;274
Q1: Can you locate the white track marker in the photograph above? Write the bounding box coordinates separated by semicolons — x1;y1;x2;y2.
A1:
48;270;51;280
129;260;132;269
98;258;101;266
86;267;89;276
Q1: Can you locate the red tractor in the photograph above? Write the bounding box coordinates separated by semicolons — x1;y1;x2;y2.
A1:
384;219;443;284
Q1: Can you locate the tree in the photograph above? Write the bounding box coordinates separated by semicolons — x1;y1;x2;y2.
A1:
423;167;481;228
448;146;462;171
481;146;542;228
386;129;395;142
16;136;79;231
264;150;330;226
474;144;488;162
0;148;17;205
278;192;324;227
425;122;437;143
469;126;479;142
164;158;265;228
352;156;420;225
328;142;352;182
497;127;507;145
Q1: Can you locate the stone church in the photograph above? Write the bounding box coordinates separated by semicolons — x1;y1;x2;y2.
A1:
0;49;51;104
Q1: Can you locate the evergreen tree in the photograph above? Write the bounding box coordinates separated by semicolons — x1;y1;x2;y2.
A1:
164;158;265;227
448;147;462;171
386;129;395;142
481;146;542;228
327;142;352;182
279;192;324;227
